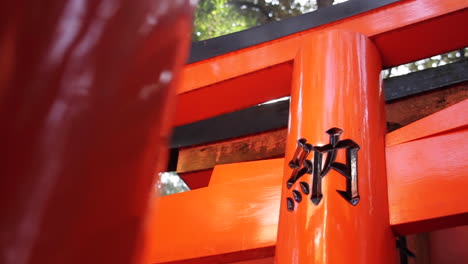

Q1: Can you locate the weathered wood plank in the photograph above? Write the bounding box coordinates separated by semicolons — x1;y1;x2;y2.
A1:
177;129;287;173
386;82;468;131
386;98;468;147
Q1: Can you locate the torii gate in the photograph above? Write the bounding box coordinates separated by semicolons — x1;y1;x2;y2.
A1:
1;1;467;264
151;0;468;263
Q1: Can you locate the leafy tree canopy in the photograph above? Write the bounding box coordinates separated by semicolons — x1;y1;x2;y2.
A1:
193;0;318;41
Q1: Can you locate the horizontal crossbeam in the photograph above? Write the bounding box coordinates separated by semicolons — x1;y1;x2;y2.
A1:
386;99;468;235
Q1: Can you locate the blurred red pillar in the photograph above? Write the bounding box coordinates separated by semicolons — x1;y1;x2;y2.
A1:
276;31;398;264
0;1;194;263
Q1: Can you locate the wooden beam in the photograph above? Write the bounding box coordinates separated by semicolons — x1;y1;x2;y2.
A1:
176;83;468;173
177;129;286;173
175;62;292;127
385;82;468;132
388;136;468;233
386;99;468;147
386;109;468;234
150;159;283;264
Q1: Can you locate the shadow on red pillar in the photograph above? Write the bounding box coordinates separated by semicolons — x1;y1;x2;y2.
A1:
276;30;398;264
0;1;194;264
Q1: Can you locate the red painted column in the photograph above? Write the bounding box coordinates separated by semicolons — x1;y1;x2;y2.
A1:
0;1;193;264
276;31;397;263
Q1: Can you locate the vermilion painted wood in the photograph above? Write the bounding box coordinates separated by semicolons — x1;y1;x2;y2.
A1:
385;98;468;234
174;1;468;125
175;62;293;126
149;159;283;264
276;31;396;264
209;158;284;186
373;8;468;67
386;99;468;147
0;1;193;264
387;128;468;235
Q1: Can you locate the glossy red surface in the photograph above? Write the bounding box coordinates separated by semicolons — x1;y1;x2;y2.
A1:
209;158;284;186
174;62;293;126
276;31;397;263
386;99;468;235
388;130;468;235
150;159;283;264
0;1;193;264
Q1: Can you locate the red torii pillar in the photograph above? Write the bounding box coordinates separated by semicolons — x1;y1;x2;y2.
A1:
276;31;398;263
0;1;193;264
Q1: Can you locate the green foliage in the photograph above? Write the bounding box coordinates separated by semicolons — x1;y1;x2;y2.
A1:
193;0;315;41
193;0;256;41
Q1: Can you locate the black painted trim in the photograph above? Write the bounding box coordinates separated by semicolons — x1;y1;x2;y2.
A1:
188;0;399;64
171;59;468;148
171;99;289;148
167;148;179;171
385;59;468;101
